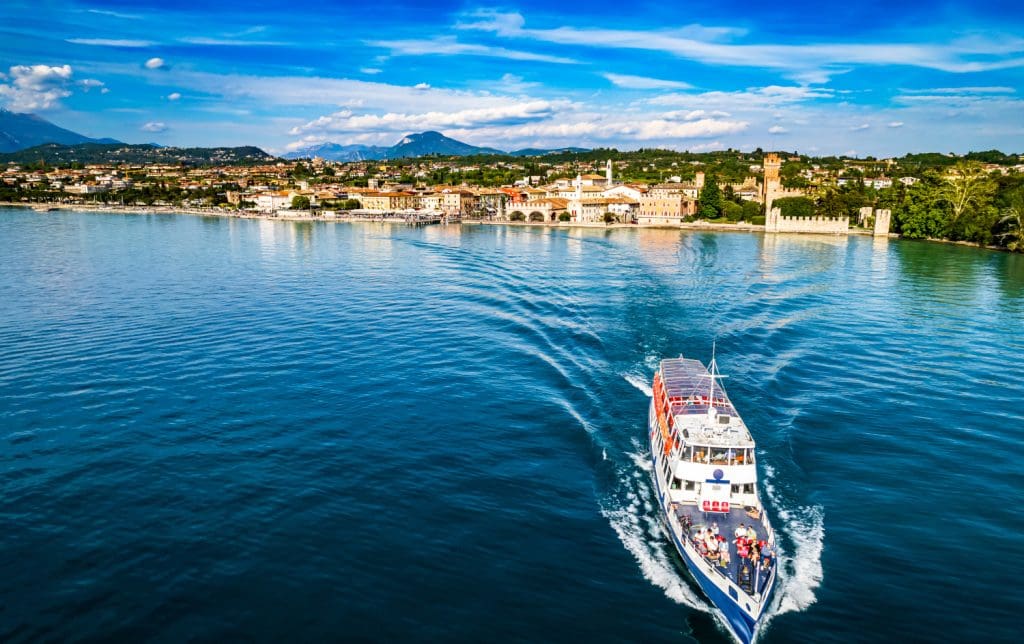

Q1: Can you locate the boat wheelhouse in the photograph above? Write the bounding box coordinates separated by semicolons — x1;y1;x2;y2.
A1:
648;356;777;644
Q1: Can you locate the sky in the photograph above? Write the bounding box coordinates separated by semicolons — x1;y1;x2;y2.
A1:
1;0;1022;156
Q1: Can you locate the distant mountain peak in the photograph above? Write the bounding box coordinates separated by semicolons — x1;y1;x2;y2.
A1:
284;131;504;161
0;109;121;153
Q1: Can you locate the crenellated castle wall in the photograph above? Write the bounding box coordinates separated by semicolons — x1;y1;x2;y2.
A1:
765;207;848;234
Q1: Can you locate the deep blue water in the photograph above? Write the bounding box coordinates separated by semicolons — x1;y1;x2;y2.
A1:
2;209;1022;643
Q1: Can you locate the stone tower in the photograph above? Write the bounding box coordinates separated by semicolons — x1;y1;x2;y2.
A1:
605;160;613;185
873;209;891;236
762;153;782;213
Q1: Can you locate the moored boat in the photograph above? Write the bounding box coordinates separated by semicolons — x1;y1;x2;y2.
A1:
648;355;777;644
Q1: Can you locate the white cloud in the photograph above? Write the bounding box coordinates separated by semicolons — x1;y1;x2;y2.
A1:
367;36;577;64
178;37;287;46
290;100;571;135
101;87;110;94
145;57;166;69
887;121;904;128
141;121;167;132
456;9;1024;79
900;86;1016;95
68;38;154;47
360;67;382;75
413;82;431;91
603;73;692;90
79;78;105;91
0;64;74;111
850;123;871;131
86;8;142;19
167;92;182;100
768;125;788;134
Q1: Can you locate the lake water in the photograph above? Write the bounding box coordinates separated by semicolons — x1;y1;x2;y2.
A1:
2;209;1022;642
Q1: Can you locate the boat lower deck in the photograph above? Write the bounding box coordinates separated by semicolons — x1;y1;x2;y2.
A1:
670;502;774;598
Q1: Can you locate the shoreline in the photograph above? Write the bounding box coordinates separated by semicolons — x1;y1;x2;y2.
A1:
5;201;1006;250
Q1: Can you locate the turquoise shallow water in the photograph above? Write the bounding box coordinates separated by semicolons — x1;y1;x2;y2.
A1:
1;209;1022;642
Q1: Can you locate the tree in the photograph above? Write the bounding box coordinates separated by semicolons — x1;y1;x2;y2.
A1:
558;212;571;222
603;211;617;224
721;200;743;221
291;195;310;210
936;161;997;225
774;196;815;218
699;174;722;218
998;188;1024;252
741;200;761;221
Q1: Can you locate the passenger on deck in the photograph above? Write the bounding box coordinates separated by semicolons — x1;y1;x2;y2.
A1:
705;535;719;560
734;523;746;540
711;521;719;536
745;525;757;540
719;543;730;568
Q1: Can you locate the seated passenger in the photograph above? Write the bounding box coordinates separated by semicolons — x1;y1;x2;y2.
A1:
746;525;757;540
734;523;746;540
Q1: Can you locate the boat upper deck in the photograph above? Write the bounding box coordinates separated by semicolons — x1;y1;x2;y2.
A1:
659;357;754;448
671;502;775;600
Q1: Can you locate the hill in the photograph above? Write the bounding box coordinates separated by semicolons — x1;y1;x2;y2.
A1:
286;131;504;161
0;109;120;152
0;143;277;166
508;147;591;157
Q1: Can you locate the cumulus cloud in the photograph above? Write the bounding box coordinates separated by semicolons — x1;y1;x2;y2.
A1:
167;92;182;100
368;35;577;64
0;64;74;111
79;78;105;91
141;121;167;132
768;125;788;134
413;82;431;90
145;57;166;69
290;100;571;135
603;73;692;90
887;121;904;128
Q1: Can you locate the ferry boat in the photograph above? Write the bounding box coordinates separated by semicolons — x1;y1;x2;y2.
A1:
648;355;777;644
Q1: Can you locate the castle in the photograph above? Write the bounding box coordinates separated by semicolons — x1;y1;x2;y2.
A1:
760;153;806;213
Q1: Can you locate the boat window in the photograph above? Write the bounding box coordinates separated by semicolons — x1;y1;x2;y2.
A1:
710;447;733;463
692;448;708;463
684;480;696;491
743;484;754;494
670;477;682;490
745;449;755;465
731;484;739;494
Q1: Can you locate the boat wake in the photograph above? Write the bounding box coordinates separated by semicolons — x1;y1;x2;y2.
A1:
600;446;708;611
622;372;653;397
760;464;825;622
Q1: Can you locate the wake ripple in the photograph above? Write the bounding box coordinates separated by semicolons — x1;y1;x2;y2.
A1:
600;446;708;611
760;464;825;621
622;372;653;397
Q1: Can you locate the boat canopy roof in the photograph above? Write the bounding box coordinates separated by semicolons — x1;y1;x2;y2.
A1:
659;357;755;448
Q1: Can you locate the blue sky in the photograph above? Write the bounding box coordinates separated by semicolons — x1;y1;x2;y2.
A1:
1;0;1022;156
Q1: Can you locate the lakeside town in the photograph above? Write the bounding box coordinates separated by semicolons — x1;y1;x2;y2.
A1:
3;146;1023;250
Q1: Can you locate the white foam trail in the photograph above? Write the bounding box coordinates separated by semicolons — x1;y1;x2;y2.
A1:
602;448;608;461
760;463;825;621
623;372;653;397
771;505;825;616
602;499;707;611
602;449;708;611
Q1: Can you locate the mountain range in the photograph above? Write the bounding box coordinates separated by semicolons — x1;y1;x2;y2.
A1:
0;110;591;161
285;131;590;160
0;108;120;153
